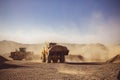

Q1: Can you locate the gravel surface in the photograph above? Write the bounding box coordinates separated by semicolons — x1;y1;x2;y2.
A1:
0;61;120;80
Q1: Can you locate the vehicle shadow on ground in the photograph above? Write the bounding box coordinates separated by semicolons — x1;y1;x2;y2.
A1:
65;62;105;65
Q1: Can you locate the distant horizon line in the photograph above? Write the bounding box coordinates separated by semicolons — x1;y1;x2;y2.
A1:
0;40;119;45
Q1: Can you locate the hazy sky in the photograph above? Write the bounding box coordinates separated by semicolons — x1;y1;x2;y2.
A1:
0;0;120;44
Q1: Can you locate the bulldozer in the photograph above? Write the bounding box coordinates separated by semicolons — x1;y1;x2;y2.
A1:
9;48;34;60
42;43;69;63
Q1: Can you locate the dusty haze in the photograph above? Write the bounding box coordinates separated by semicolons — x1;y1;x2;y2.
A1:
0;40;120;62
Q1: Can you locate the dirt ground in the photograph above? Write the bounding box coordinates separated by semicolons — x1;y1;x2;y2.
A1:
0;61;120;80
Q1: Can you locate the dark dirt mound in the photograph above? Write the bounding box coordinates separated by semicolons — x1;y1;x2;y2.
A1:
106;54;120;63
0;62;25;69
0;55;8;62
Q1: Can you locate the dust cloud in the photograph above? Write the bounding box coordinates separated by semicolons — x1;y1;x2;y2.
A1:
0;40;120;62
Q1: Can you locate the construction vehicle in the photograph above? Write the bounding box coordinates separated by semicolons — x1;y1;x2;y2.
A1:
42;43;69;63
9;48;33;60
